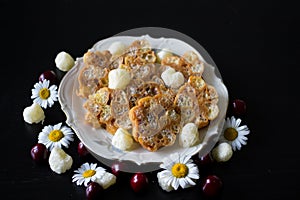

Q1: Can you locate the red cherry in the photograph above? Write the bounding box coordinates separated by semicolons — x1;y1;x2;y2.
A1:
111;163;122;177
196;153;213;166
30;143;48;163
77;141;89;156
232;99;247;116
86;182;103;200
39;70;57;85
202;175;223;197
130;172;149;193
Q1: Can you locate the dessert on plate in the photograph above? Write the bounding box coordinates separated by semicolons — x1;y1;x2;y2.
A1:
76;38;219;152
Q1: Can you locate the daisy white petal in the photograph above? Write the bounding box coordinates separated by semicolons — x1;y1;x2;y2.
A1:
31;90;39;98
61;126;71;132
73;176;82;181
44;80;50;88
239;135;248;141
186;163;197;169
85;163;91;169
238;128;246;134
160;170;172;179
53;123;62;129
166;176;174;187
188;172;199;180
77;178;85;186
235;118;242;127
157;171;174;192
34;82;43;90
238;138;247;145
185;176;196;186
230;116;236;126
91;163;97;170
182;155;191;164
171;179;180;190
60;139;69;147
179;178;187;189
49;85;57;91
234;141;242;150
84;178;91;186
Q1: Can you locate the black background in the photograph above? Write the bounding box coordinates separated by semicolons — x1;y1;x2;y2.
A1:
1;0;299;199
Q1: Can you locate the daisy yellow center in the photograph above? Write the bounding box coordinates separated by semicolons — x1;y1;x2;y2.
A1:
224;127;238;141
48;130;64;142
83;170;96;178
39;88;50;99
171;163;188;178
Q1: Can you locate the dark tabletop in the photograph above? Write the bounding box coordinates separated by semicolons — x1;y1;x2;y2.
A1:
1;0;299;199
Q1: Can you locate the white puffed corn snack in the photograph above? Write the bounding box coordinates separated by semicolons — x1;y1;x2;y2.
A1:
108;68;131;90
212;142;233;162
108;41;127;57
178;123;199;148
23;103;45;124
55;51;75;72
48;147;73;174
161;67;184;89
157;171;174;192
111;128;134;151
156;48;173;62
95;172;116;189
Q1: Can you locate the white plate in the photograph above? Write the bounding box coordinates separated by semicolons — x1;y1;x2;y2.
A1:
58;34;228;172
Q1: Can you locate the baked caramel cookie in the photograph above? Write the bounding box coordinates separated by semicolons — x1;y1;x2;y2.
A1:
77;50;112;98
83;87;132;134
129;93;180;152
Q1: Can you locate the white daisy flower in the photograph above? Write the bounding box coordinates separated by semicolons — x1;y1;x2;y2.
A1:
38;122;74;151
31;79;58;108
157;152;199;191
72;163;106;187
219;116;250;151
